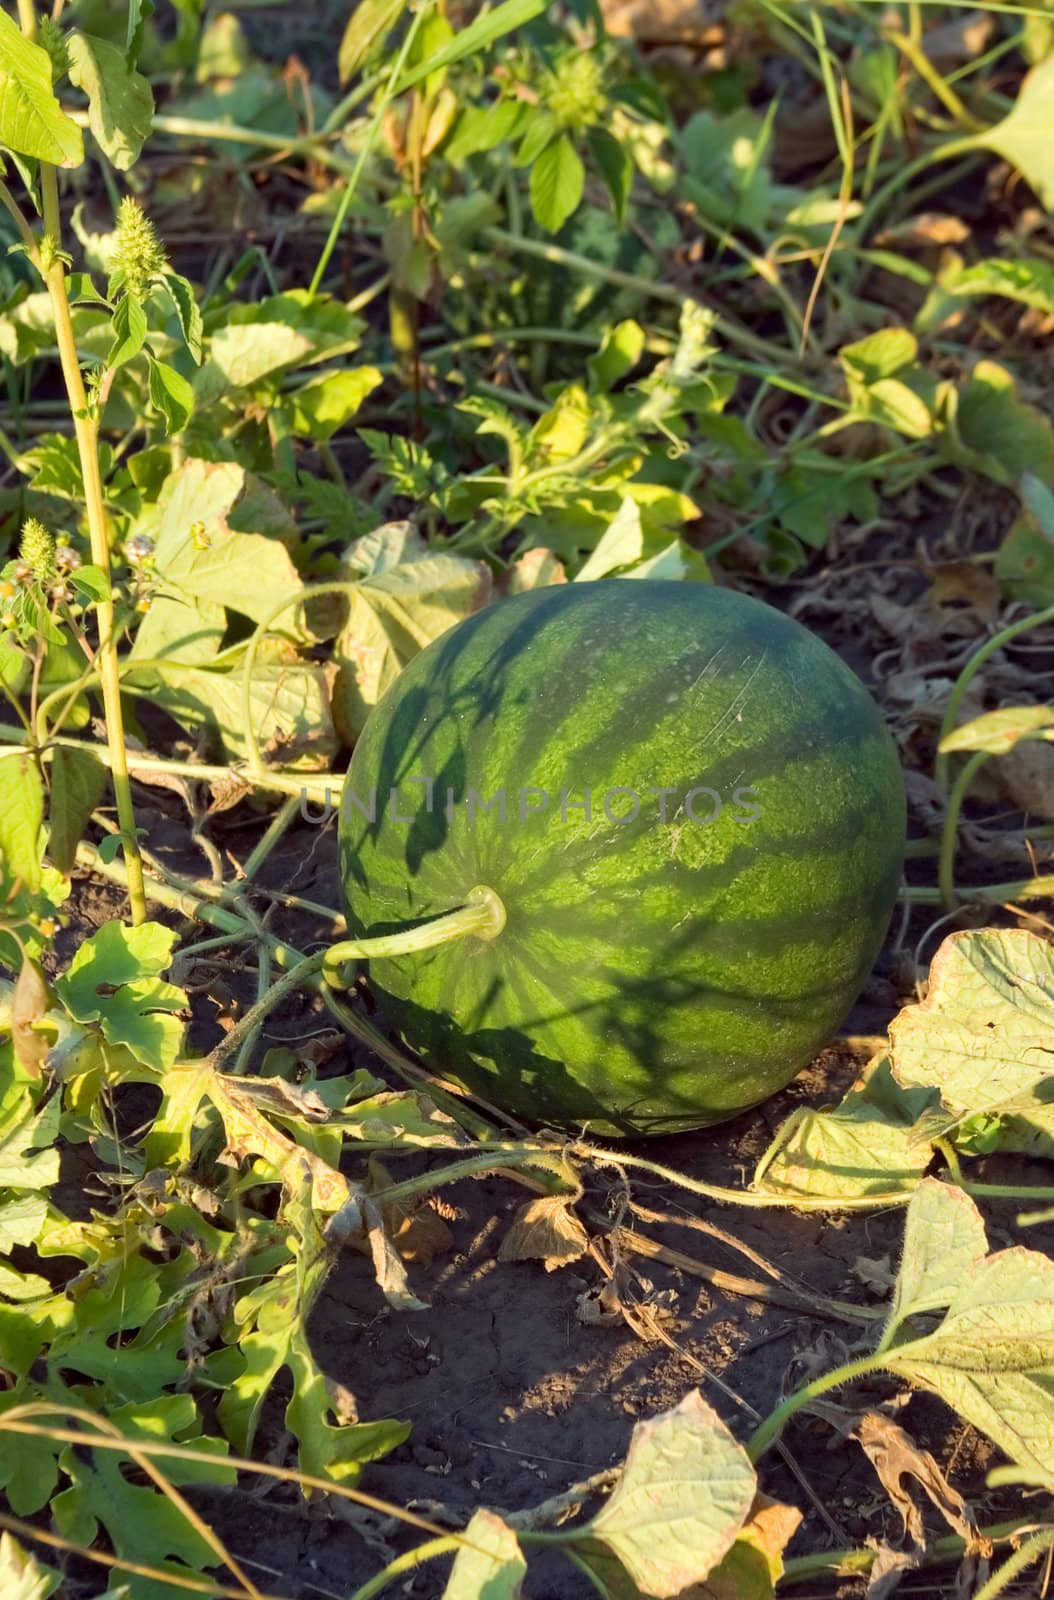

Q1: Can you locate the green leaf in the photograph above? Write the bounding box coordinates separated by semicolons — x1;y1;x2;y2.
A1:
338;0;407;84
938;703;1054;755
0;1533;59;1600
530;133;585;232
287;366;382;442
840;328;919;384
583;1390;756;1596
996;477;1054;606
940;360;1054;484
158;270;203;361
444;1510;527;1597
884;1247;1054;1476
52;1395;235;1590
56;920;187;1071
393;0;547;94
148;458;301;626
589;127;634;223
107;291;147;369
202;289;363;394
884;1180;989;1342
754;1056;937;1202
588;320;646;392
946;257;1054;316
890;928;1054;1154
0;753;44;893
575;497;644;581
0;1058;60;1191
148;356;195;433
444;98;528;164
978;55;1054;211
0;11;83;166
66;271;109;307
47;745;107;875
66;30;153;170
516;106;560;166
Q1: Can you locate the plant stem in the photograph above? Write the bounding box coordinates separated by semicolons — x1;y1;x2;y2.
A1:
781;1519;1041;1587
935;604;1054;794
899;873;1054;906
347;1536;463;1600
746;1352;885;1461
37;163;147;923
938;749;991;911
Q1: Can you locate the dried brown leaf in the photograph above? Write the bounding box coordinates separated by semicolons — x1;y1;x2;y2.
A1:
853;1411;983;1552
499;1195;589;1272
874;214;971;248
994;738;1054;822
12;956;50;1078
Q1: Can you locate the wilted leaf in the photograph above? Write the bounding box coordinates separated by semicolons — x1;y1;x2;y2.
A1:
575;497;645;581
938;704;1054;756
499;1195;589;1271
883;1247;1054;1476
754;1057;937;1202
852;1411;980;1552
885;1180;988;1339
503;547;568;594
11;957;50;1078
444;1509;527;1598
585;1390;757;1597
946;257;1054;316
339;0;408;82
333;528;490;743
889;928;1054;1149
695;1494;803;1600
976;55;1054;211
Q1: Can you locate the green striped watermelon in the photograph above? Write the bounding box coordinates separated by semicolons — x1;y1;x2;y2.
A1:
338;580;904;1136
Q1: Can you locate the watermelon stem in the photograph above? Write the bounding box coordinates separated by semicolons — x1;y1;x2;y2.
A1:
322;885;506;990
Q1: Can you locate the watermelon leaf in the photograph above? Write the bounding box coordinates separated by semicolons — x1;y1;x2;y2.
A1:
444;1510;527;1597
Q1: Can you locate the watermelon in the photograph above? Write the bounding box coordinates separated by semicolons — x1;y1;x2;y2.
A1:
338;580;904;1137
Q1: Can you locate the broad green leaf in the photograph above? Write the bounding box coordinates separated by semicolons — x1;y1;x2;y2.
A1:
0;753;45;892
147;355;195;432
195;10;251;80
66;30;153;170
575;497;644;581
393;0;547;94
47;745;107;875
946;258;1054;316
0;12;83;165
978;55;1054;211
56;919;186;1071
444;1510;526;1598
129;592;225;665
531;133;585;233
678;107;776;235
938;704;1054;756
753;1056;937;1202
996;476;1054;605
202;289;364;393
890;928;1054;1151
52;1395;234;1587
0;1533;59;1600
149;458;301;626
0;1193;47;1250
287;366;382;441
884;1180;988;1341
940;361;1054;485
444;98;528;164
338;0;407;83
884;1247;1054;1476
585;1390;756;1596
